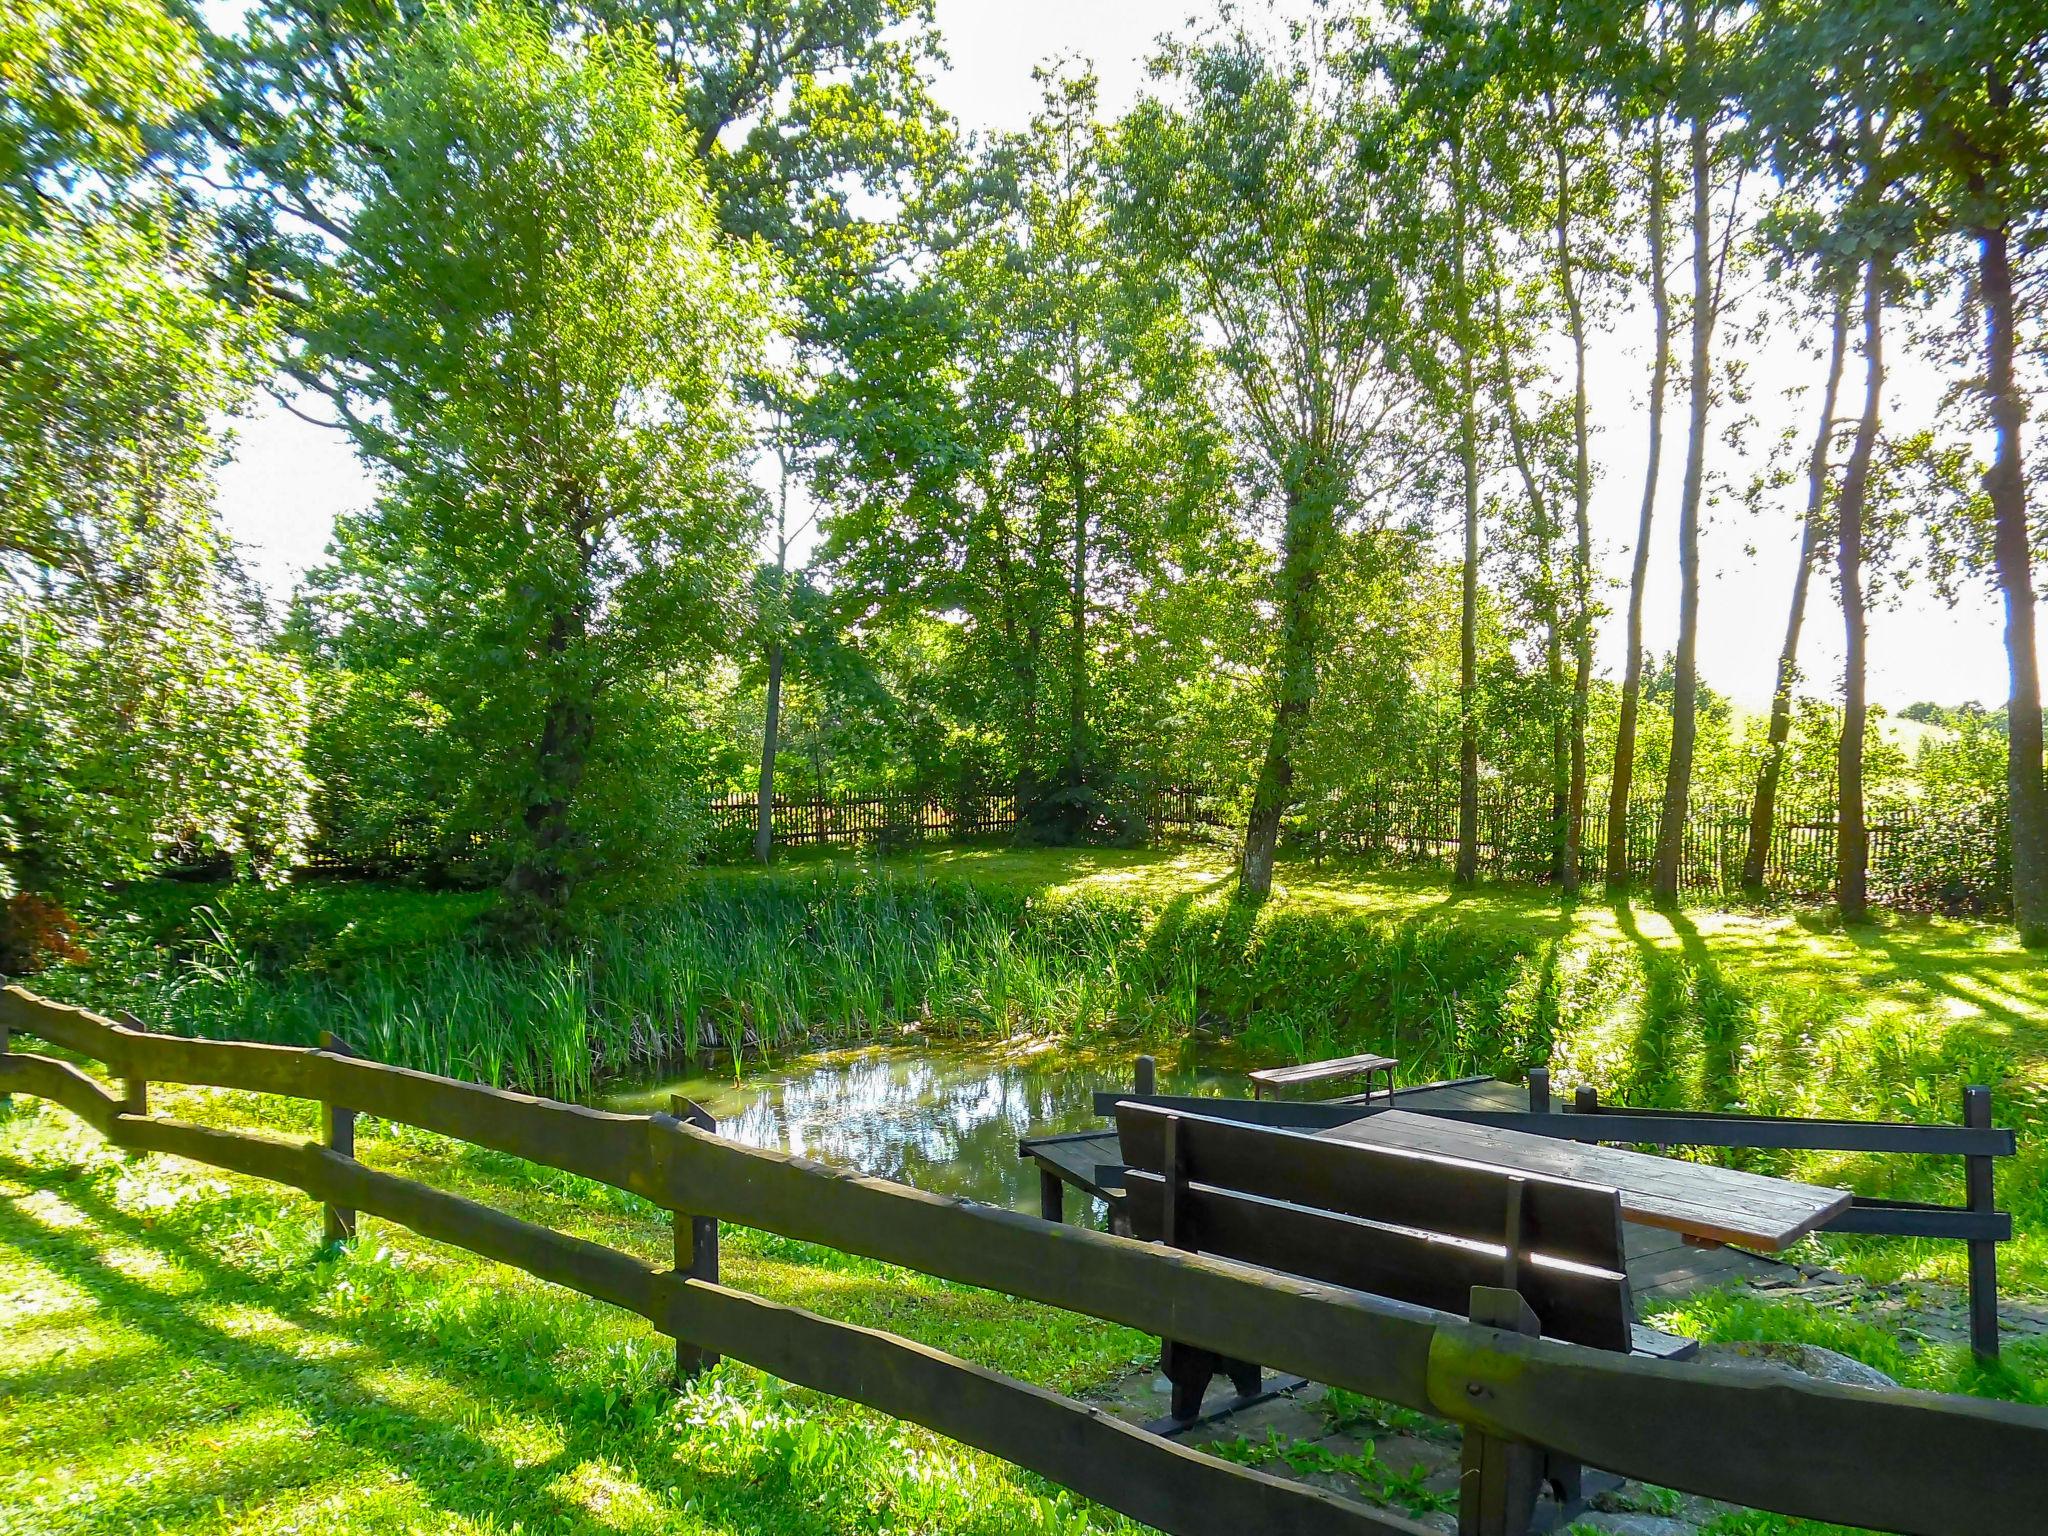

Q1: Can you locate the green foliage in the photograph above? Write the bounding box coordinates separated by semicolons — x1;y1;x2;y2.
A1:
295;4;769;914
0;0;312;898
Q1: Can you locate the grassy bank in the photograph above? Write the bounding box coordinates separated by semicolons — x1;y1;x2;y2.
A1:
39;846;2048;1287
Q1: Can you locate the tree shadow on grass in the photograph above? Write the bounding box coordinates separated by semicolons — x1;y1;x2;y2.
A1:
0;1157;863;1536
1607;899;1749;1113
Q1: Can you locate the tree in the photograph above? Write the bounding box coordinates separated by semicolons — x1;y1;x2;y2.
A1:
299;6;767;919
1381;0;1512;889
0;0;312;898
819;67;1230;833
1742;283;1851;891
1911;0;2048;943
1651;0;1744;904
1119;22;1428;899
1607;32;1676;891
1749;0;1927;922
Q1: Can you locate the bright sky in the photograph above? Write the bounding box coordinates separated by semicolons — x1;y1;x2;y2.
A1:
214;0;2017;711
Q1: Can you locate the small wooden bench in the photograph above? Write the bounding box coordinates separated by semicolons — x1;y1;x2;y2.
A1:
1116;1100;1696;1530
1250;1051;1398;1102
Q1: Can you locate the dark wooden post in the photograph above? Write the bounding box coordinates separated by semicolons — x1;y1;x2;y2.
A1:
1573;1085;1599;1115
319;1032;357;1244
1964;1085;2000;1360
1037;1166;1066;1225
1134;1054;1156;1098
115;1009;148;1117
671;1095;721;1382
1458;1286;1544;1536
1526;1067;1550;1115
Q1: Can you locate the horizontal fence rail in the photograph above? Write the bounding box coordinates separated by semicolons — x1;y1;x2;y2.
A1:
5;986;2044;1536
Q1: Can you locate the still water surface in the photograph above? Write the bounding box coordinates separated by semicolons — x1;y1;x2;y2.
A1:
602;1039;1244;1214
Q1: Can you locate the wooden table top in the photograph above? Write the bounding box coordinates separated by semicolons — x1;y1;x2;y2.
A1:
1318;1109;1852;1252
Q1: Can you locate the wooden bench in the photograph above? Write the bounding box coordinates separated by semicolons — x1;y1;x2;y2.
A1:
1116;1100;1696;1530
1250;1050;1398;1102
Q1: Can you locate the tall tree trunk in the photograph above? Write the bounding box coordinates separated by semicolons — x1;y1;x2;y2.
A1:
1836;256;1885;924
754;638;783;865
755;463;792;865
1548;616;1570;884
1066;435;1089;783
1552;115;1593;899
1490;290;1569;889
1651;91;1713;905
1743;286;1850;892
1974;178;2047;942
504;597;595;916
1453;138;1482;887
1609;115;1670;892
1240;468;1333;900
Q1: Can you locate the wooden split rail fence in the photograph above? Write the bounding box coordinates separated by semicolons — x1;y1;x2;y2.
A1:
2;986;2045;1536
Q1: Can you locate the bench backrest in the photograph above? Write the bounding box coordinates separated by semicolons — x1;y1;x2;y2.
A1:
1116;1101;1635;1352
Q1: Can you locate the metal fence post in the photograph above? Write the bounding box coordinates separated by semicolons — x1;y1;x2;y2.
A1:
1964;1085;2000;1361
671;1095;721;1383
319;1032;357;1245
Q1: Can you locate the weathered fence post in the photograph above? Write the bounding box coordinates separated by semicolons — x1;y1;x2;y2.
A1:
318;1031;357;1245
671;1095;721;1383
1458;1285;1544;1536
1573;1085;1599;1116
115;1010;148;1117
1134;1054;1156;1098
1526;1067;1550;1115
1964;1085;2000;1360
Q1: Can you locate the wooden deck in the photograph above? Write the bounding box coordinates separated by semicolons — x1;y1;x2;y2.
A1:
1022;1075;1810;1306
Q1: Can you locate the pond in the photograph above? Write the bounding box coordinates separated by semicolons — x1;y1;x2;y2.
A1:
602;1037;1247;1217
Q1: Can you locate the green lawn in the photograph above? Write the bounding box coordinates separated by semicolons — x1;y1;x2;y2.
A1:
12;837;2048;1533
0;1080;1151;1536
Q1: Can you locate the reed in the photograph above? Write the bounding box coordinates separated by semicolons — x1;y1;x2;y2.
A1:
63;868;1563;1100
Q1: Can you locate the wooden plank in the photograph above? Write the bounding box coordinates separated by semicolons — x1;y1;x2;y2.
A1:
657;1276;1432;1536
319;1053;653;1193
0;1050;122;1132
1119;1104;1627;1272
643;1114;1446;1412
1427;1321;2048;1536
1250;1052;1398;1088
1122;1171;1633;1353
0;989;131;1071
1443;1105;2017;1158
1321;1112;1850;1251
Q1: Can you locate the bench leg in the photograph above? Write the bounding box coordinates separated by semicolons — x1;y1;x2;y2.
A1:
1164;1340;1215;1422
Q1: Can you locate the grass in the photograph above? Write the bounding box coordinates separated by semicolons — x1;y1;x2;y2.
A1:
0;1080;1153;1536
